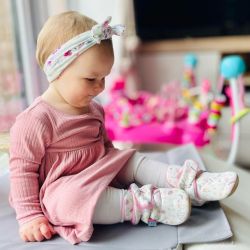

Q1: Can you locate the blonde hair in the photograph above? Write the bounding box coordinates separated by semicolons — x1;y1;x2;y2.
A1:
36;11;112;69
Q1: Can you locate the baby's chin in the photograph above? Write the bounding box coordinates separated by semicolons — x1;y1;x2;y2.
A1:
71;97;93;106
78;99;93;108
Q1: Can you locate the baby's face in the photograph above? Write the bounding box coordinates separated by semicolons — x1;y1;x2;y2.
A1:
53;43;114;108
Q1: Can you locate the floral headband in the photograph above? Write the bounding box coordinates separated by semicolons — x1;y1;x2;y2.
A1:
43;16;125;82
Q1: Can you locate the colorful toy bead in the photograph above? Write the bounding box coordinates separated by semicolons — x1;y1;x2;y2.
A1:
188;101;203;124
207;95;226;131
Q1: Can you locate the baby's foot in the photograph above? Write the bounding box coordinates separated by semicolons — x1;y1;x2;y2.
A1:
127;184;191;226
184;160;239;206
152;187;191;225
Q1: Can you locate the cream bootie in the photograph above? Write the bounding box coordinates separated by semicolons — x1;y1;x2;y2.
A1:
166;159;239;206
122;183;191;226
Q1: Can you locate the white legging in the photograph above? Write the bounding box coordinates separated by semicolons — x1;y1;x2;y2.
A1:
93;152;178;224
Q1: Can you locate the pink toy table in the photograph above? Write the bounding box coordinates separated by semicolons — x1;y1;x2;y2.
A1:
105;114;209;147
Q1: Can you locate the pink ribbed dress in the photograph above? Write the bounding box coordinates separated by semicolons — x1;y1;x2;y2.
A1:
9;96;135;244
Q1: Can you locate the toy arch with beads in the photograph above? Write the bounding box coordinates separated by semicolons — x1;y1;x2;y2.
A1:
220;55;250;167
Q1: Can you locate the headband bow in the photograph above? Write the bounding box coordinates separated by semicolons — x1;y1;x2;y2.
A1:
92;16;125;43
44;16;125;82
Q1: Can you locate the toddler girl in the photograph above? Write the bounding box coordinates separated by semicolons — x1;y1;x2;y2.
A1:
9;11;238;245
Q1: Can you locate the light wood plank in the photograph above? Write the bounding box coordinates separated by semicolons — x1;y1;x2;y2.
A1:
138;36;250;53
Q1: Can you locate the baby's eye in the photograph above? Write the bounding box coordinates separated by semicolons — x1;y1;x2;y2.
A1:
86;78;95;82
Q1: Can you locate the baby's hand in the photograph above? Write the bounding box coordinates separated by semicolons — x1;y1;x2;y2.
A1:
19;216;56;242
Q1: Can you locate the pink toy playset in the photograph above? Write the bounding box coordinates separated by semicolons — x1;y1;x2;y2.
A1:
104;54;217;147
104;54;250;167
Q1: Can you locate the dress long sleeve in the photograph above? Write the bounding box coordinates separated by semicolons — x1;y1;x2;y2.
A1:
9;114;52;225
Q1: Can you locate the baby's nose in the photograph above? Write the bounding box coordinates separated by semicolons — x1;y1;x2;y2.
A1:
94;81;104;92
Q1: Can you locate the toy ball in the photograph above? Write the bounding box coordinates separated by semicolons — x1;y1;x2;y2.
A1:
220;55;246;79
184;53;198;68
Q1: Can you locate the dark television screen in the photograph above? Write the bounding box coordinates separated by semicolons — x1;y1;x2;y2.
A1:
133;0;250;40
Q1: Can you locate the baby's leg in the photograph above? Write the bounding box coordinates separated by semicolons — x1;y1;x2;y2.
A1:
93;186;123;224
116;153;238;205
117;152;187;188
93;184;191;226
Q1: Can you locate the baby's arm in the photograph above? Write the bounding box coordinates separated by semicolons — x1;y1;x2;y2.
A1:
9;115;54;241
103;126;114;149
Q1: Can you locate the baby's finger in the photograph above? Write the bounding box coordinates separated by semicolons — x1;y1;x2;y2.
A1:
26;232;36;242
20;232;28;242
40;223;52;239
33;230;45;242
48;224;56;235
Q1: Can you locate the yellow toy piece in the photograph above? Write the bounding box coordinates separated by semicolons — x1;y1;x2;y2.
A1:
231;108;250;124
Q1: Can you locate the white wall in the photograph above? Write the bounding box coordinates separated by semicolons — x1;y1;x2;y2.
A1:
136;51;221;93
